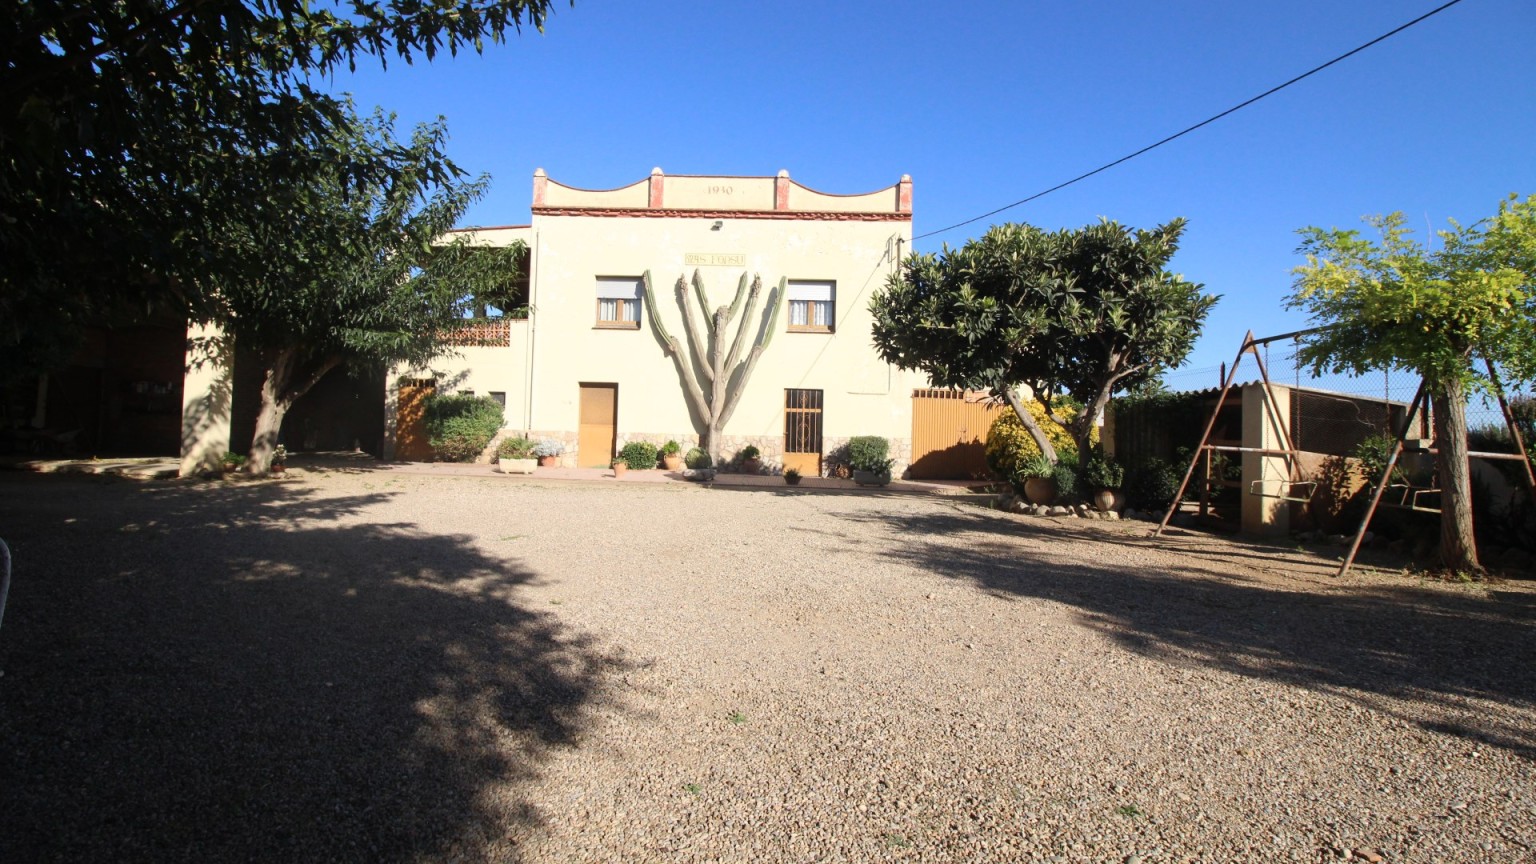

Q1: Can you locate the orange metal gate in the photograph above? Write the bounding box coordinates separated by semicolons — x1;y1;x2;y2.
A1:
909;389;1005;479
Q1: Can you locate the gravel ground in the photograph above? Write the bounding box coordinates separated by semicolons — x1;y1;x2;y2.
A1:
1;468;1533;863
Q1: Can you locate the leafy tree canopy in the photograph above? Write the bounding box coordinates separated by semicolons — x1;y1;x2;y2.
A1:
1286;193;1536;573
871;218;1217;460
1;0;560;369
217;107;523;473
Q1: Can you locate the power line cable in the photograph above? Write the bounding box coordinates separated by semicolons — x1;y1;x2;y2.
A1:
913;0;1468;242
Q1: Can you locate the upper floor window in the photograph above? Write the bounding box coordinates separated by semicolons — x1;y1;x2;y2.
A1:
595;276;643;329
788;280;835;333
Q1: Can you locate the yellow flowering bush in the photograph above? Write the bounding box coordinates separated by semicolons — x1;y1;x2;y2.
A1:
984;400;1097;481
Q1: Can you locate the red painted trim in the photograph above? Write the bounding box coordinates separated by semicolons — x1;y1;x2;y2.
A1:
648;173;665;208
532;207;911;222
532;172;547;207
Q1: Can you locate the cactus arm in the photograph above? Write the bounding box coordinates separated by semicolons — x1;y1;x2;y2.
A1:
678;271;713;384
721;273;762;380
760;277;785;352
714;275;779;433
726;271;749;327
641;271;679;355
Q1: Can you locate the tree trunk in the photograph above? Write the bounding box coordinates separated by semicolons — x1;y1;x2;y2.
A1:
248;352;295;474
705;419;721;467
1432;378;1480;574
247;349;342;475
1002;388;1058;463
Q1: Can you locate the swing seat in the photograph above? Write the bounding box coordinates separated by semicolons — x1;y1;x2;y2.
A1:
1247;479;1317;503
1376;483;1442;514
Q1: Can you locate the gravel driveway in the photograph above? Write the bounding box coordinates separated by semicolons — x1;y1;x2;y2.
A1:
1;469;1532;863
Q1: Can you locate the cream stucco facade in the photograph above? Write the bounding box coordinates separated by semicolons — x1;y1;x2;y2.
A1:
386;168;924;473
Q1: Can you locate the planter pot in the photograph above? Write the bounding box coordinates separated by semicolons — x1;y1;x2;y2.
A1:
681;468;715;482
1023;476;1058;505
662;454;683;471
852;469;891;487
612;463;628;478
270;464;285;476
740;457;762;475
1093;488;1125;513
499;457;537;475
785;474;802;486
538;455;560;468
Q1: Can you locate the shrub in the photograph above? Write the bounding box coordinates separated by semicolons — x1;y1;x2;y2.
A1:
423;393;504;462
784;468;801;484
847;435;894;473
685;447;712;469
737;444;761;461
1015;452;1054;480
1051;458;1080;502
1352;433;1407;487
984;400;1095;481
496;436;536;459
619;441;659;470
1126;456;1183;511
661;439;682;456
532;438;565;458
1082;453;1125;489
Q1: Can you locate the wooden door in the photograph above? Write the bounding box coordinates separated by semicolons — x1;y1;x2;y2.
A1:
783;388;823;476
395;379;436;461
909;389;1005;479
578;383;618;468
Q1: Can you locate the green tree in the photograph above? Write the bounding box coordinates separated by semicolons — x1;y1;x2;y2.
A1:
871;218;1216;462
1287;194;1536;574
202;109;523;474
0;0;560;365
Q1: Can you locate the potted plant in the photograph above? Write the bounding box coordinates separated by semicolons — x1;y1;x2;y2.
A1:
619;441;659;471
221;451;246;473
848;435;894;487
270;444;288;476
1082;453;1126;512
736;445;762;474
612;459;628;478
497;436;538;474
533;438;565;468
784;468;802;486
1017;452;1057;505
660;439;684;471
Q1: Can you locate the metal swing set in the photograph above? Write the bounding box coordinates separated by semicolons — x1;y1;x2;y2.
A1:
1154;328;1535;577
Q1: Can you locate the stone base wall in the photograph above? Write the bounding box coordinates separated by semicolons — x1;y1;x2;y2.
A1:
512;428;912;475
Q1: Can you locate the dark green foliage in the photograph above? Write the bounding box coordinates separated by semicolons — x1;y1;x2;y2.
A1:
1050;459;1080;502
2;0;560;373
661;440;682;456
1082;453;1125;490
424;394;504;462
1352;433;1409;487
619;442;659;470
871;218;1217;461
737;445;761;461
1126;457;1183;511
1015;452;1055;480
684;447;712;469
496;436;536;459
1111;390;1212;470
847;436;894;474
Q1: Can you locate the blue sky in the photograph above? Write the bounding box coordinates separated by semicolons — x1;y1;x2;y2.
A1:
328;0;1535;384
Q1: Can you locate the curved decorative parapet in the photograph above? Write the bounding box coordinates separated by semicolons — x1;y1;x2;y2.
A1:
532;168;911;221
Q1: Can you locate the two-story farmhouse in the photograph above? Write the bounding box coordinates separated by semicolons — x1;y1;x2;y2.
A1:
386;168;927;475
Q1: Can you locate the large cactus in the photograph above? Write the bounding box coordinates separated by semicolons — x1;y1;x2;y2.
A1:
642;268;782;464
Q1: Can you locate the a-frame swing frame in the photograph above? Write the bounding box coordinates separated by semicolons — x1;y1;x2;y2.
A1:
1334;357;1535;577
1154;328;1320;538
1154;328;1536;578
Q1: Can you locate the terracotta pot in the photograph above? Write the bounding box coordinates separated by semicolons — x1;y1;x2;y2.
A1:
1093;488;1125;513
270;464;285;476
612;462;628;478
538;455;559;468
662;454;683;471
1023;476;1058;505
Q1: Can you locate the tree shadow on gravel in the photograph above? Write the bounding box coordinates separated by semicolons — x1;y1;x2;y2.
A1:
0;474;619;863
836;504;1536;760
